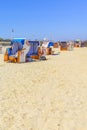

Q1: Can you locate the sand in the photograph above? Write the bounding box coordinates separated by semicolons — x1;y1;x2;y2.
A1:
0;47;87;130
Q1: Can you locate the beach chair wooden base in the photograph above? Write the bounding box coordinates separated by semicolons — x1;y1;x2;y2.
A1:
9;56;17;63
53;43;58;48
60;47;68;51
4;53;9;61
75;45;80;47
46;48;52;55
30;55;39;59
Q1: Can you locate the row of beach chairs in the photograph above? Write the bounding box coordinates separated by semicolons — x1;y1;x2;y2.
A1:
3;38;82;63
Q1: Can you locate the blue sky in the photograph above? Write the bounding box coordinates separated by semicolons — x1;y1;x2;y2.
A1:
0;0;87;41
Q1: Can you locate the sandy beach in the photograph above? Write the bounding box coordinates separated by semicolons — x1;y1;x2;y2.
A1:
0;47;87;130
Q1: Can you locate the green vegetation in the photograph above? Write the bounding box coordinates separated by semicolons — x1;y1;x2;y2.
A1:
0;37;11;46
